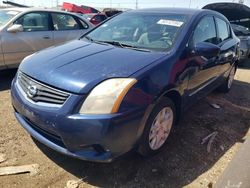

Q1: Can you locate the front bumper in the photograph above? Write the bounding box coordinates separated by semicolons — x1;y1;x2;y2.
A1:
14;112;113;162
11;77;146;162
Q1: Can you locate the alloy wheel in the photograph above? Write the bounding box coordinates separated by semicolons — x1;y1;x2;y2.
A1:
149;107;173;150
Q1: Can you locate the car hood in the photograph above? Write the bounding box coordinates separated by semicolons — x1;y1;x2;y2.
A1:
203;3;250;20
19;40;166;94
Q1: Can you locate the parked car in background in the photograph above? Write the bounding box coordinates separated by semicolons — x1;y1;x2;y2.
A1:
11;8;239;162
203;3;250;62
0;8;93;70
62;2;100;14
81;13;107;25
103;8;122;17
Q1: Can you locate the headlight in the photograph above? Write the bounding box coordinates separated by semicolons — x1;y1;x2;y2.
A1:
79;78;137;114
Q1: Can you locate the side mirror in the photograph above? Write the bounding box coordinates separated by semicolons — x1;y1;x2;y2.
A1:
192;42;220;59
7;24;23;33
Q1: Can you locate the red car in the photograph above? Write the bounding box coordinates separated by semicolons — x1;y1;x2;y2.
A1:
82;13;107;25
62;2;99;14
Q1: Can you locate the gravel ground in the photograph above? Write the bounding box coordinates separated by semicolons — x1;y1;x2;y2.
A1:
0;64;249;188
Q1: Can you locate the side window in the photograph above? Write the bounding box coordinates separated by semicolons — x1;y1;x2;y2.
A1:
192;16;217;45
215;18;231;43
52;13;80;30
14;12;49;32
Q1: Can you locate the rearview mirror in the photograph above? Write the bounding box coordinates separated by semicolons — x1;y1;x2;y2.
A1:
7;24;23;33
192;42;220;59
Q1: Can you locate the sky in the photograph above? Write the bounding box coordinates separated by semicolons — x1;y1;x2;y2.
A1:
2;0;250;9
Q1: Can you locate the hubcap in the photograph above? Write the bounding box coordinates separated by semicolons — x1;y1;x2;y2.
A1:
149;107;173;150
228;67;235;89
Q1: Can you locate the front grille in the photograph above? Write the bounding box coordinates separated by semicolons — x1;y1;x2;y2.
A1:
17;71;70;106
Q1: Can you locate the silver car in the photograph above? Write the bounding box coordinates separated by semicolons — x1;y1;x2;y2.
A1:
0;8;93;70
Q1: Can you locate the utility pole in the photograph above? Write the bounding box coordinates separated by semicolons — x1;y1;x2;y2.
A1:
135;0;138;9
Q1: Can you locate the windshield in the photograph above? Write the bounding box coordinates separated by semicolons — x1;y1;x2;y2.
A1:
85;12;188;52
0;10;20;27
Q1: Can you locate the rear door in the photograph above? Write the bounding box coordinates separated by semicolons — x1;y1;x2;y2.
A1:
1;12;53;68
51;13;90;45
215;17;236;76
187;16;220;99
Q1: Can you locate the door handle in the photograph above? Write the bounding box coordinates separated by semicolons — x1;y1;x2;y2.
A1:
43;35;50;39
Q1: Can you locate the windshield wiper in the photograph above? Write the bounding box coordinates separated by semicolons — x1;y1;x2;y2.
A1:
84;36;94;42
84;38;151;52
83;36;109;46
125;45;152;52
99;40;151;52
98;40;124;48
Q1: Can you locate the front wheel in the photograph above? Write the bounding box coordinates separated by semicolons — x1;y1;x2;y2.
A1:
138;97;176;157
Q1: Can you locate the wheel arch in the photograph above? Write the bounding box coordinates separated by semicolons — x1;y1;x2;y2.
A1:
163;89;182;124
136;88;183;154
136;88;183;146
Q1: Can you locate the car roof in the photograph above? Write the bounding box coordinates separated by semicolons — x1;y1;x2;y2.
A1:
131;8;204;15
85;13;106;15
2;7;74;14
129;7;228;22
203;3;250;20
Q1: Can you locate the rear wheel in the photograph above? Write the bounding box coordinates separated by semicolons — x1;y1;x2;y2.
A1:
138;97;176;157
218;66;236;93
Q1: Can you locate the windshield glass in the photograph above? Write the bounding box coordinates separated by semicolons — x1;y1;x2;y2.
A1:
0;10;20;27
85;12;188;52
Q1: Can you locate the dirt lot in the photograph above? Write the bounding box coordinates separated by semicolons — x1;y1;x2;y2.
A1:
0;63;250;188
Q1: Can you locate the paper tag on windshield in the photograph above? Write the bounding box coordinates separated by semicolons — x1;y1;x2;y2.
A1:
157;19;183;27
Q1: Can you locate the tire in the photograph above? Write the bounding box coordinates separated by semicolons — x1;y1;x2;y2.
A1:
217;66;236;93
138;97;176;157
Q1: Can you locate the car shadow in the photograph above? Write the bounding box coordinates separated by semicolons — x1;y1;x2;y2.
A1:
0;69;17;91
34;79;250;188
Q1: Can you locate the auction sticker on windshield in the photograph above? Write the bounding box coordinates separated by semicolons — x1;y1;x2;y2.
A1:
157;19;184;27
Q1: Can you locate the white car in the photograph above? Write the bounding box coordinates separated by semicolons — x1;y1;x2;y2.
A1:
0;8;93;70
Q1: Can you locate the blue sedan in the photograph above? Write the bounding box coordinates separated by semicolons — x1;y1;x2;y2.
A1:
11;8;240;162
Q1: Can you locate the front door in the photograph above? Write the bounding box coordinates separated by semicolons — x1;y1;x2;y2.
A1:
187;16;220;100
1;12;53;68
215;17;236;76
